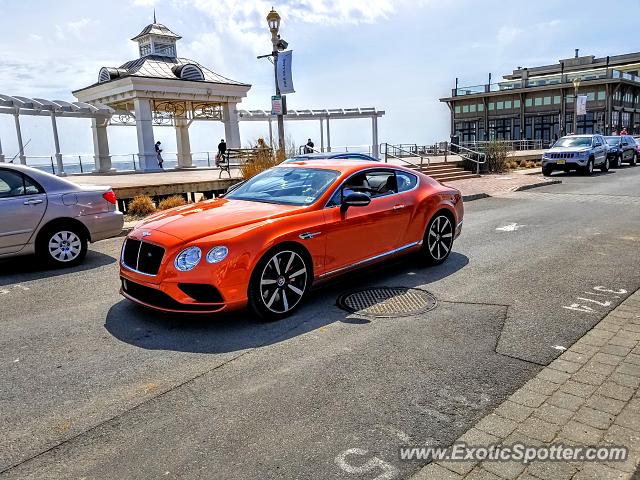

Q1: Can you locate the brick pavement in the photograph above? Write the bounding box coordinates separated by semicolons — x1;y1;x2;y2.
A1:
444;174;560;201
414;289;640;480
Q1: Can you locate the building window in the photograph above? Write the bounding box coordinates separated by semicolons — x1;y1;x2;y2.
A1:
525;98;532;107
497;101;504;110
455;105;461;114
565;112;599;135
154;43;176;56
566;95;574;104
478;104;484;112
534;98;543;106
504;100;512;109
526;115;559;144
488;103;495;110
463;105;469;113
543;97;552;105
455;121;478;142
587;92;595;101
488;118;512;140
514;99;521;109
470;104;476;113
597;90;606;101
139;43;152;56
553;96;561;104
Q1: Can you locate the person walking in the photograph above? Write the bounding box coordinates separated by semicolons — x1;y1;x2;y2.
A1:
304;138;315;154
621;126;628;135
155;141;164;169
216;139;227;166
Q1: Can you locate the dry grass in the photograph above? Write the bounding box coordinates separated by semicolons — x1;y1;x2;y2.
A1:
240;148;281;181
485;141;510;173
158;195;187;210
128;195;156;217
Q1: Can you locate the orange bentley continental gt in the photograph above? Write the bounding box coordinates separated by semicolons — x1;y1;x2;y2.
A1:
119;160;464;320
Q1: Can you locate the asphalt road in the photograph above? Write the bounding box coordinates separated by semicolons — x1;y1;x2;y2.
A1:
1;166;639;479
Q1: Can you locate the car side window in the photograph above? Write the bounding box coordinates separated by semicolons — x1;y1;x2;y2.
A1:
326;169;398;207
0;170;28;199
396;171;418;192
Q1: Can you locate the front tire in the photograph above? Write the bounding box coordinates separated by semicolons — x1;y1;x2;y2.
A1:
542;166;553;177
614;155;622;168
248;247;310;321
37;226;87;267
631;153;637;166
584;158;594;176
601;156;610;172
421;213;454;265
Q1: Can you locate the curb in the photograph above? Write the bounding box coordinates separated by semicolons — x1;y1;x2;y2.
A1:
514;179;562;192
462;193;491;202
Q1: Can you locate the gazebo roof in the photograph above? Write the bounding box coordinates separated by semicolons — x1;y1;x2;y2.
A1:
131;22;181;41
118;55;248;85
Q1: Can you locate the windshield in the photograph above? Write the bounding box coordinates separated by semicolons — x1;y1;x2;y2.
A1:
553;137;592;148
605;137;621;146
225;167;339;206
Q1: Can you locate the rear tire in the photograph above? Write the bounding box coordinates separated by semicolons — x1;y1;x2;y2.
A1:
248;246;311;321
631;153;637;166
36;225;87;268
421;213;454;265
600;156;610;172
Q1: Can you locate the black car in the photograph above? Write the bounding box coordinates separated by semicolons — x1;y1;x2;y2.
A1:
604;136;638;167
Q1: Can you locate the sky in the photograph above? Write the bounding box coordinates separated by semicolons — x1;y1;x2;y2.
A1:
1;0;640;163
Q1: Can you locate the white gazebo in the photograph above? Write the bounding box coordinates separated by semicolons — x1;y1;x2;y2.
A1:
73;21;251;172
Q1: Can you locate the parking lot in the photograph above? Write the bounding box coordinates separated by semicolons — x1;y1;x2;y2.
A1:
1;166;639;479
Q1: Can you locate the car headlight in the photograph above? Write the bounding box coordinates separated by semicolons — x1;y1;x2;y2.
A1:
174;246;202;272
206;246;229;264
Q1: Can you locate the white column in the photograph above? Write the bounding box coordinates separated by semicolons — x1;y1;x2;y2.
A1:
320;118;325;152
175;118;194;168
326;117;331;152
222;102;241;148
133;98;159;171
268;119;273;149
91;118;113;173
13;113;26;164
49;112;65;176
371;115;379;159
0;129;5;162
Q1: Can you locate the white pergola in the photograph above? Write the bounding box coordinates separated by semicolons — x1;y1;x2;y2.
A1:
238;107;385;158
0;94;113;175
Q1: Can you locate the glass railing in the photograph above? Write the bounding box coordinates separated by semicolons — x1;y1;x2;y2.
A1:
454;68;640;96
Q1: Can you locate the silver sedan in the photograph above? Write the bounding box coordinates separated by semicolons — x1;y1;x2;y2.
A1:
0;164;123;267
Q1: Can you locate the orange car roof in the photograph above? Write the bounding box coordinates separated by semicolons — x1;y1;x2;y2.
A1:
276;160;392;174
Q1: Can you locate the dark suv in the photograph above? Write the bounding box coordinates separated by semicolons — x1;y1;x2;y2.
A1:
604;136;638;167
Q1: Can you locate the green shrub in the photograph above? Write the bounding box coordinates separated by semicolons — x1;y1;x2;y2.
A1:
485;141;510;173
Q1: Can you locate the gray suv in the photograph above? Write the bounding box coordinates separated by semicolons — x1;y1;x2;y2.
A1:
542;134;609;176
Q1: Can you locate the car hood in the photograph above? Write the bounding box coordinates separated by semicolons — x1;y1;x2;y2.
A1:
135;198;301;242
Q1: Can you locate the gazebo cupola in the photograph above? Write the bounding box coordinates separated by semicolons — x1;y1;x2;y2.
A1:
131;18;181;58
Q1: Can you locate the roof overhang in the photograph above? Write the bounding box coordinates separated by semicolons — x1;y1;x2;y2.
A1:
73;76;251;106
0;94;113;118
238;108;385;121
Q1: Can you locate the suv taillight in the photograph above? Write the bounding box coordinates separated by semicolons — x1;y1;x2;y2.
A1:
103;191;117;205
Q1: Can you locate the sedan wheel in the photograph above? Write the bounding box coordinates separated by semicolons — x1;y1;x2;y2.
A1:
423;214;454;265
601;157;610;172
631;153;638;166
39;226;87;267
250;248;310;320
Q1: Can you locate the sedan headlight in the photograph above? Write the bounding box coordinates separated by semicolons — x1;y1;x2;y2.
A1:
206;246;229;264
174;246;202;272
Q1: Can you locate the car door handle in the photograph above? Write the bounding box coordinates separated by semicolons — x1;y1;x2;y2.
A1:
23;199;43;205
393;204;406;210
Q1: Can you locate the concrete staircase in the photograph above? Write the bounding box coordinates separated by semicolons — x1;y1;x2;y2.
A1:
405;161;479;182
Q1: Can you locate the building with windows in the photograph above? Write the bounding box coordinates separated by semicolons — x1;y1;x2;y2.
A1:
440;51;640;147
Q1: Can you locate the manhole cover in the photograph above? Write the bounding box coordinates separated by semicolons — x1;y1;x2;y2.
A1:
336;286;437;318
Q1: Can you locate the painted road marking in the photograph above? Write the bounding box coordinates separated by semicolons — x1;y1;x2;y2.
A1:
335;448;399;479
496;223;526;232
563;286;627;313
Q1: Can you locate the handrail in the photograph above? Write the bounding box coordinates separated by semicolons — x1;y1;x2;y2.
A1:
298;145;322;154
382;143;430;170
448;143;486;174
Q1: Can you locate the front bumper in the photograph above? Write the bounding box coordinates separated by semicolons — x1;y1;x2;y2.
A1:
541;157;588;169
120;274;246;314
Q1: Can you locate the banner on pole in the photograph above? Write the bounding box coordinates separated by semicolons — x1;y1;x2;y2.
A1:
277;51;295;95
576;95;588;116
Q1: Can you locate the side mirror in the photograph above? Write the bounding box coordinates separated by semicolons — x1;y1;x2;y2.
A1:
341;192;371;211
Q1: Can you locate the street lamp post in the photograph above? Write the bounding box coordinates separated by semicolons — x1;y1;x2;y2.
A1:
572;78;581;134
267;8;285;153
